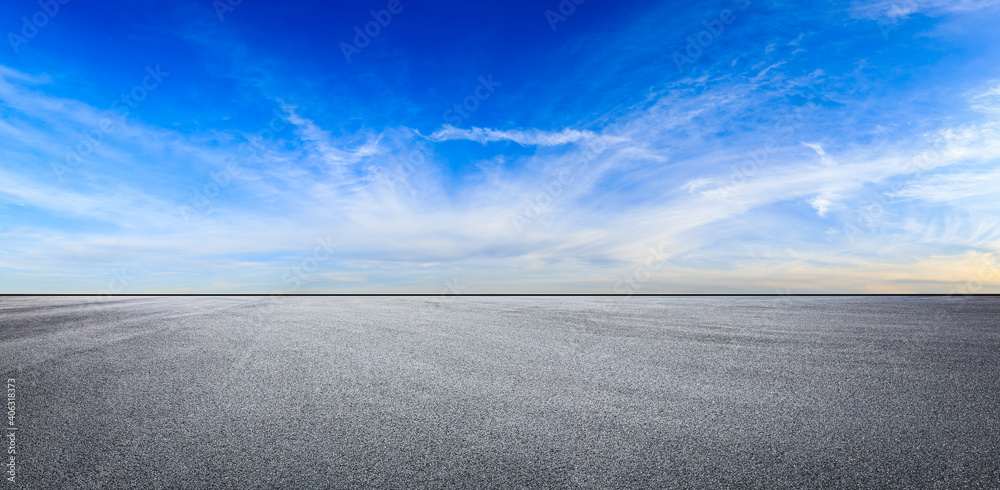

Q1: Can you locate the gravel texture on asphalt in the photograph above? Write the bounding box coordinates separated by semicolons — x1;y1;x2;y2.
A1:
0;296;998;488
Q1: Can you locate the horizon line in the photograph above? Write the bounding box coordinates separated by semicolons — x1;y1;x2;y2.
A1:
0;294;997;297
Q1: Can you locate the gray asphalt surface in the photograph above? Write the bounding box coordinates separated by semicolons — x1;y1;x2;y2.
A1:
0;296;998;488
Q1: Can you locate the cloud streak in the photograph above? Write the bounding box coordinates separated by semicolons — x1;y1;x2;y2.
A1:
0;0;998;293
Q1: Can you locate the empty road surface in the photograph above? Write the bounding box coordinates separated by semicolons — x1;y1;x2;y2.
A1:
1;296;998;488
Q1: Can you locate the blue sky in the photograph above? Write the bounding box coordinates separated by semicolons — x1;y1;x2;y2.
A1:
1;0;999;293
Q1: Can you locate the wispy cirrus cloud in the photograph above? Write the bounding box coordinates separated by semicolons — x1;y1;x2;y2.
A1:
427;125;625;146
970;83;1000;113
1;0;999;293
2;53;997;294
851;0;1000;20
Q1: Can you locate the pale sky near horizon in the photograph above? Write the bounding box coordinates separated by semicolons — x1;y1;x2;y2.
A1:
1;0;999;293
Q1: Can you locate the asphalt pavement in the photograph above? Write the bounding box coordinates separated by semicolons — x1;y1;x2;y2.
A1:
0;296;998;488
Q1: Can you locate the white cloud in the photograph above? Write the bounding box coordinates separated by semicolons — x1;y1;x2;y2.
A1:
2;60;999;293
286;109;383;167
809;196;833;216
307;274;366;283
892;168;1000;204
970;83;1000;113
680;178;711;193
852;0;1000;20
801;142;836;166
427;125;627;146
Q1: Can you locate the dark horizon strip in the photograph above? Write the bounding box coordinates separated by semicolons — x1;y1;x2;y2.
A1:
0;294;997;297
